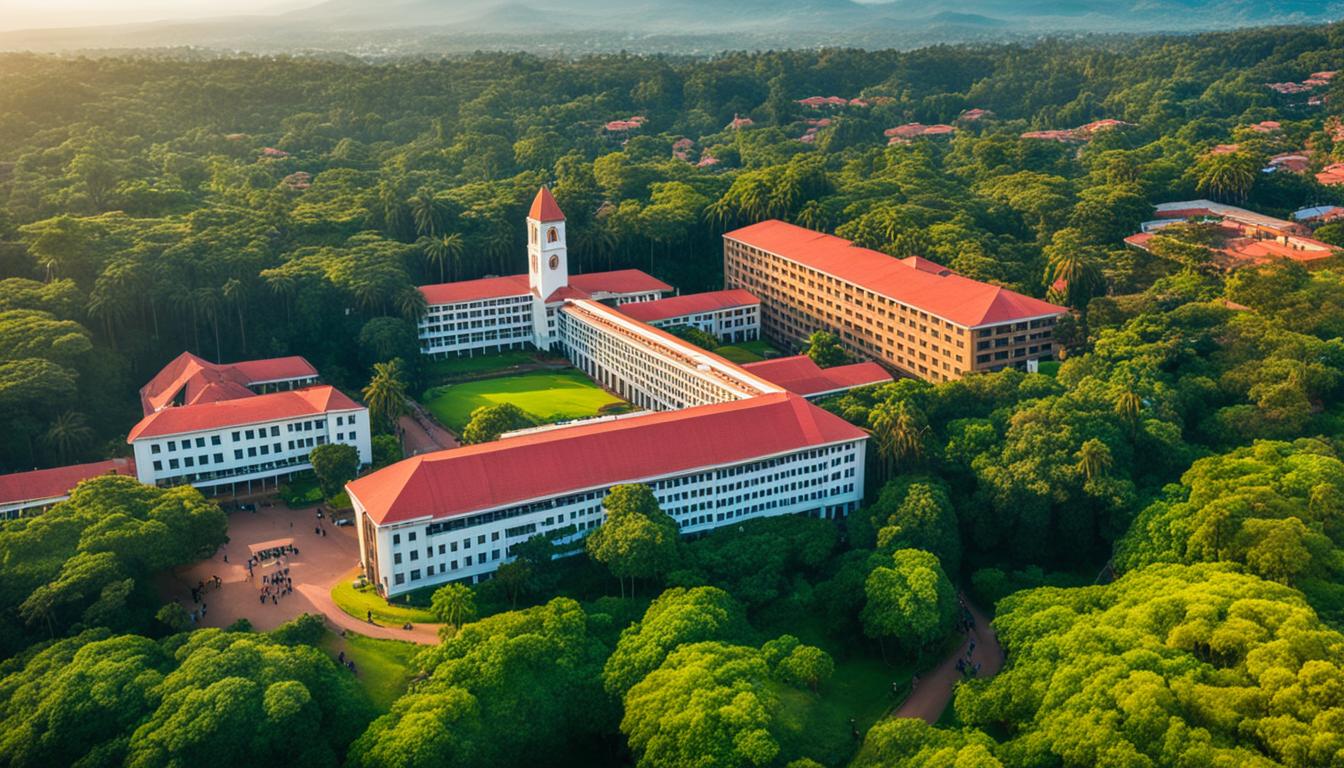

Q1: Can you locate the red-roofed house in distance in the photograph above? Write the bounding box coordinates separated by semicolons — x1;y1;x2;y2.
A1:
0;458;136;519
128;352;370;493
741;356;891;400
417;188;672;358
616;289;761;343
723;221;1068;381
1316;163;1344;186
1125;200;1340;269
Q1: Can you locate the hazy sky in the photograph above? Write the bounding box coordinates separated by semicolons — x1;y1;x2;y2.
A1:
0;0;316;31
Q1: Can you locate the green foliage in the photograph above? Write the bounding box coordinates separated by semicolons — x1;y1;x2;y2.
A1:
665;324;720;349
802;330;848;368
309;442;361;498
370;434;402;469
863;476;961;575
853;719;1003;768
350;598;612;767
956;563;1344;767
861;548;957;654
586;484;679;597
673;515;839;608
459;402;536;445
0;627;372;768
602;586;750;697
0;476;226;654
429;583;477;631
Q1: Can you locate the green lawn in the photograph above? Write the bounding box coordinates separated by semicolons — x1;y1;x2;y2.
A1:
422;350;540;380
331;579;438;625
773;654;911;766
717;339;783;364
420;369;626;432
320;630;421;711
278;471;323;508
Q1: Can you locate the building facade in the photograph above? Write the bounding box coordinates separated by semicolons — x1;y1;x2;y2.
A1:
348;393;866;596
128;354;371;493
616;289;761;342
723;221;1068;381
0;458;137;519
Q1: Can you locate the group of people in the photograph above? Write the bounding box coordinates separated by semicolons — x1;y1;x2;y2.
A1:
189;575;221;604
954;593;983;679
336;649;358;675
257;567;295;605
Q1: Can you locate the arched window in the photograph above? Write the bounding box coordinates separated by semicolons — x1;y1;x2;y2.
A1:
547;227;559;243
530;225;537;244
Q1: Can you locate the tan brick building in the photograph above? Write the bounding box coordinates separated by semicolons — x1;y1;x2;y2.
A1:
723;221;1068;382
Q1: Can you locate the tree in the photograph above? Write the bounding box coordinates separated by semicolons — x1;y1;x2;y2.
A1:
802;330;848;367
309;443;361;498
861;548;957;657
362;358;409;434
155;602;192;633
430;582;477;633
621;642;781;768
774;643;834;692
460;402;535;444
1194;151;1258;203
602;586;749;697
358;317;420;368
587;484;678;597
420;232;465;283
40;409;95;463
868;478;962;575
1074;437;1113;482
371;434;402;469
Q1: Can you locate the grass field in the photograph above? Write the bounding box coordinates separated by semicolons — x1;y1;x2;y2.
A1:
320;630;421;711
420;369;626;432
331;579;438;625
717;339;783;364
422;350;539;380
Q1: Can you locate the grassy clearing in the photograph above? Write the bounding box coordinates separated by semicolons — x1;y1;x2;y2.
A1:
321;630;421;711
420;369;625;432
331;579;438;625
773;654;910;766
422;350;539;380
717;339;783;364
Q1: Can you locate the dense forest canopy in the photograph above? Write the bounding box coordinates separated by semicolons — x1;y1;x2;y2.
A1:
1;20;1344;768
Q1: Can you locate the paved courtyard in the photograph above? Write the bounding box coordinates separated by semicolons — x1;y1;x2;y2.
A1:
160;503;440;644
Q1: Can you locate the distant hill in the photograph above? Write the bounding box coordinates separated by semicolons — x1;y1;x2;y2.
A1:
0;0;1340;54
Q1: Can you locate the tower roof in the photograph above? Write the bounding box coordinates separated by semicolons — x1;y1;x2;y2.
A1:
529;187;565;222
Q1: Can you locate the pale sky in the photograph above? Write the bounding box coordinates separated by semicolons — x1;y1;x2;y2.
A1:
0;0;317;31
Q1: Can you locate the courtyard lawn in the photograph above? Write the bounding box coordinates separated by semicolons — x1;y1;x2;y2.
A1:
331;579;438;626
422;349;548;380
320;630;420;711
773;654;910;766
420;369;626;432
717;339;783;364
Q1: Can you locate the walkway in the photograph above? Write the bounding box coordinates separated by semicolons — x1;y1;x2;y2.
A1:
399;400;459;456
158;504;444;645
892;597;1003;723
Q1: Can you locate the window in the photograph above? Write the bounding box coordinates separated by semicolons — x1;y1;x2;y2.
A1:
245;429;255;439
151;444;161;454
410;569;421;581
195;437;205;448
394;553;402;565
214;453;224;463
270;426;280;437
231;431;241;441
547;227;559;243
234;449;243;460
393;533;401;545
394;573;405;586
211;435;221;446
153;460;162;471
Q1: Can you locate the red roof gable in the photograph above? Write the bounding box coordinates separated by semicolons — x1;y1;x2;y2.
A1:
529;187;565;222
347;392;865;525
128;386;362;442
742;356;891;398
568;269;672;296
140;352;317;415
724;221;1066;328
616;289;759;323
421;275;530;305
0;458;136;507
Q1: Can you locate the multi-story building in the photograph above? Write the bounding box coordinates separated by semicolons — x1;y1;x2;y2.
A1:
417;188;672;357
558;299;780;411
723;220;1069;381
616;289;760;342
1124;199;1339;269
128;353;370;493
347;392;866;595
0;458;137;519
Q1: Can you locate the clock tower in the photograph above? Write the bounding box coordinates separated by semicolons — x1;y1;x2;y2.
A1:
527;186;569;347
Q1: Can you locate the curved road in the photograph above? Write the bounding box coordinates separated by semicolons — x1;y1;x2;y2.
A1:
892;597;1003;723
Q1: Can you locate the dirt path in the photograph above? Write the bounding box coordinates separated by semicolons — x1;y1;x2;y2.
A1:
892;597;1003;723
399;401;459;456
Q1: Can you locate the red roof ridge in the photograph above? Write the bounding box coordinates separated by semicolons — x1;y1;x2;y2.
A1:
347;392;865;525
128;384;361;442
0;457;137;506
529;187;565;222
616;288;759;323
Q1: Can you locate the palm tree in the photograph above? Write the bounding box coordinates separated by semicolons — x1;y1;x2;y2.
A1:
408;186;446;238
362;359;410;434
868;401;928;479
263;270;298;326
1047;251;1105;310
195;287;224;360
41;411;94;463
794;200;828;231
1195;153;1257;204
396;287;427;322
430;583;476;635
703;196;736;232
1114;390;1143;437
222;278;248;353
1075;438;1113;483
420;232;465;283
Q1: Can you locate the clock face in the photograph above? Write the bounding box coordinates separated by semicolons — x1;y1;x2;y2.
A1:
548;255;560;270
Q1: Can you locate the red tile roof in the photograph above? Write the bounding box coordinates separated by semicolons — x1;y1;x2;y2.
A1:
741;356;891;398
140;352;317;415
1317;163;1344;186
529;187;565;222
724;220;1067;328
568;270;672;297
420;270;670;306
616;289;759;323
347;392;865;525
128;386;361;442
1126;224;1337;268
0;458;137;507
